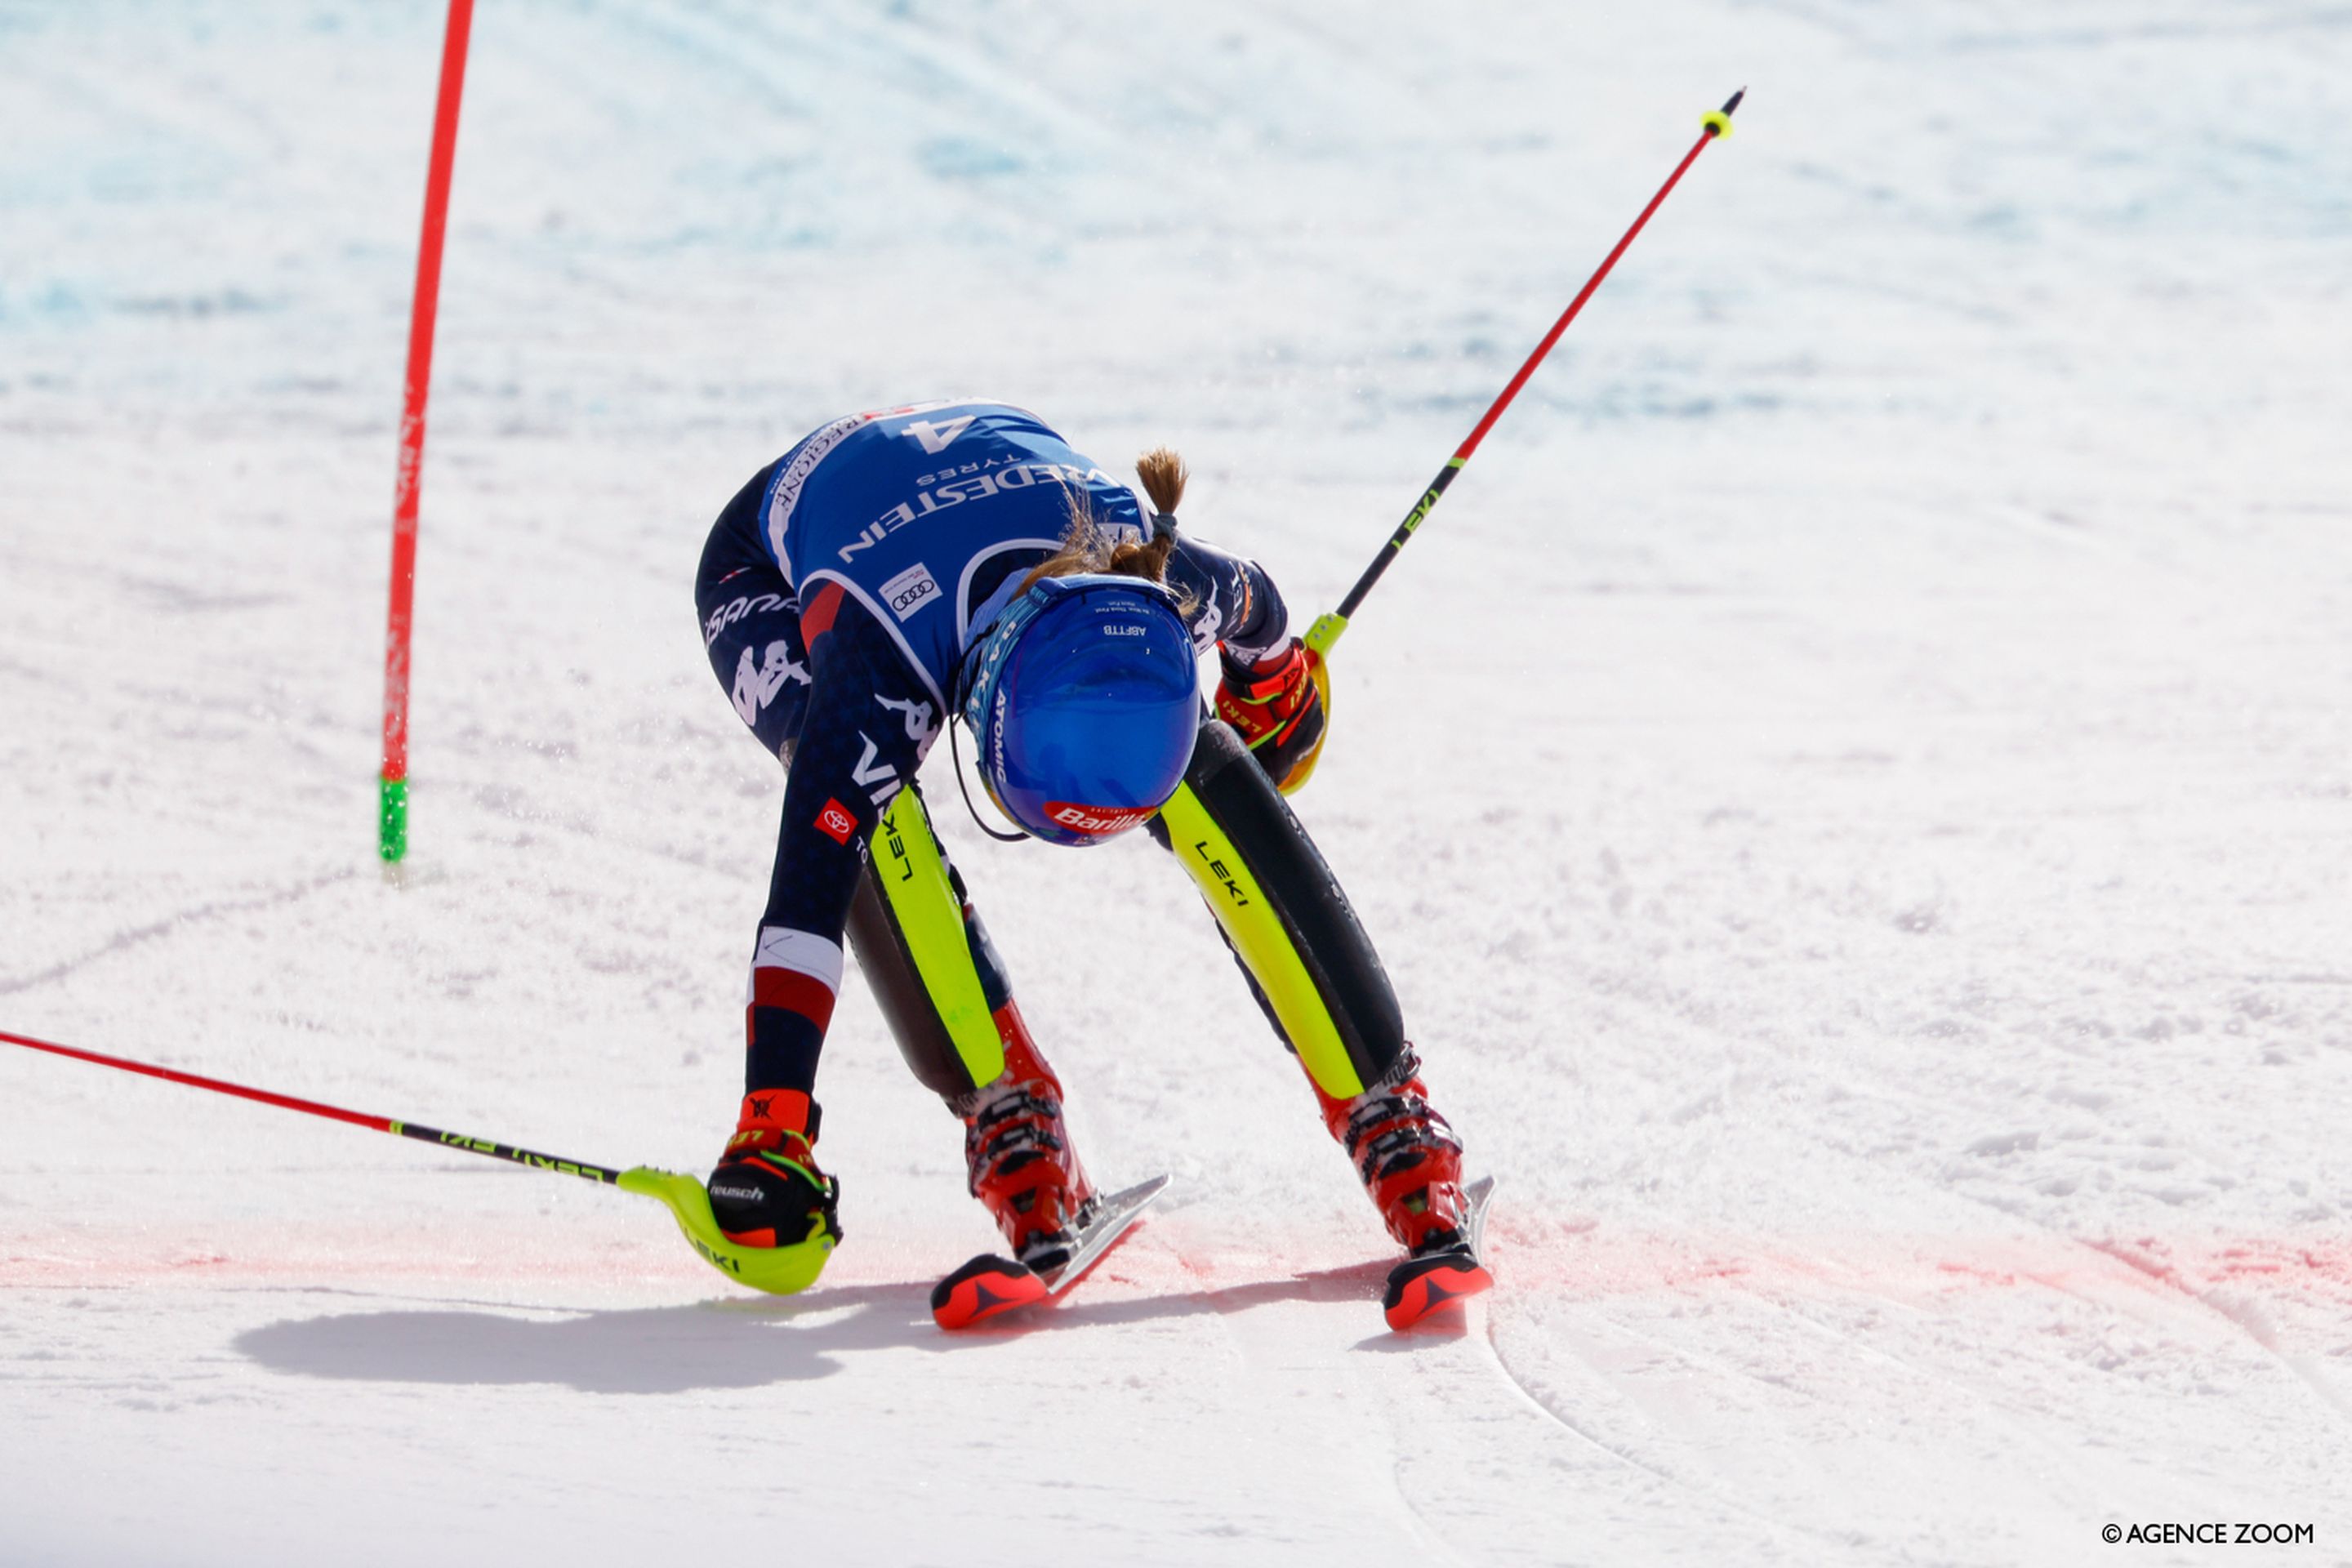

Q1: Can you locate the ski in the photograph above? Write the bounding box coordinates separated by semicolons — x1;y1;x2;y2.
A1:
1382;1174;1497;1330
930;1174;1171;1330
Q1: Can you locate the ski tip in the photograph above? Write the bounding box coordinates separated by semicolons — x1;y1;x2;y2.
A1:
931;1254;1047;1330
1106;1173;1173;1205
1383;1253;1494;1332
1037;1173;1172;1298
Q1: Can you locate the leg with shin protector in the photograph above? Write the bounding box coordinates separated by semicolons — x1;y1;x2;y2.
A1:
1148;716;1405;1100
848;787;1094;1261
850;786;1009;1098
1152;717;1470;1254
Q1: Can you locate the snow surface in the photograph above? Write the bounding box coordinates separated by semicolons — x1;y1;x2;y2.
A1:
6;1;2352;1562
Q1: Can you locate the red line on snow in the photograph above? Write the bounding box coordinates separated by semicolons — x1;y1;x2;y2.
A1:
7;1216;2348;1312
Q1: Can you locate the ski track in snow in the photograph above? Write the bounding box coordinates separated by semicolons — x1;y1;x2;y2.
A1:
0;866;359;999
7;0;2352;1561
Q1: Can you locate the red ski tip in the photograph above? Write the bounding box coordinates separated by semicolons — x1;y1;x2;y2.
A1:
1383;1256;1494;1331
931;1255;1049;1330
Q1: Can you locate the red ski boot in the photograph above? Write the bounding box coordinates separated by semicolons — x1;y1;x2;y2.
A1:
1314;1046;1494;1326
953;1002;1097;1272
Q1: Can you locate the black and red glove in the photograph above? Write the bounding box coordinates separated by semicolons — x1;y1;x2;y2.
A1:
707;1091;841;1250
1215;638;1330;795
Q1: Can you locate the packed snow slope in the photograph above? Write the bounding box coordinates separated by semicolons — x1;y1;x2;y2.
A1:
5;2;2351;1563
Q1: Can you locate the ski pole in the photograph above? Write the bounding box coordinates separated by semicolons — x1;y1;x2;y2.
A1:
1303;88;1744;662
0;1026;827;1296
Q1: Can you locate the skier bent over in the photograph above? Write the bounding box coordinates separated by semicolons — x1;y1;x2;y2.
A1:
692;399;1486;1321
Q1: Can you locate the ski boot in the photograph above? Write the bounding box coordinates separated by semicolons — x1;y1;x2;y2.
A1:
1314;1046;1494;1327
706;1089;842;1251
951;1003;1095;1272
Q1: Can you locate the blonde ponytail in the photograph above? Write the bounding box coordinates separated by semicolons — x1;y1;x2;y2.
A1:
1135;446;1187;516
1017;446;1193;606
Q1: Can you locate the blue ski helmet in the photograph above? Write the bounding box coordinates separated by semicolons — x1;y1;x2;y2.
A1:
958;572;1199;847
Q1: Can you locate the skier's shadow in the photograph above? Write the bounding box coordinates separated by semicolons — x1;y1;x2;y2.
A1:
1038;1257;1470;1345
1053;1258;1391;1326
236;1261;1445;1393
234;1281;943;1395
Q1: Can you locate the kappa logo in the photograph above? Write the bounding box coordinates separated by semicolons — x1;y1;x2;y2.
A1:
815;798;858;844
879;562;942;622
875;693;937;746
899;415;976;455
732;639;810;724
1188;586;1223;651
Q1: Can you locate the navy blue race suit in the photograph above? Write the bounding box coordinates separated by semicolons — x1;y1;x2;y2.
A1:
693;401;1292;1098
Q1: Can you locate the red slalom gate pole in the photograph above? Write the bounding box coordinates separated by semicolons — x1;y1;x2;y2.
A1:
379;0;477;868
1303;89;1744;663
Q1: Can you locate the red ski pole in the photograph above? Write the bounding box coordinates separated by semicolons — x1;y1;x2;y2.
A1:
2;1026;620;1180
1304;89;1744;662
379;0;478;867
0;1026;832;1296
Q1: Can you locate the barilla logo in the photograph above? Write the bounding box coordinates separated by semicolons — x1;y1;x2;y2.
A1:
815;799;858;844
1046;802;1156;836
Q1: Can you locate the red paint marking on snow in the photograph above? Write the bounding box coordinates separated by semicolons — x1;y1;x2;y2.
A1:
1468;1218;2352;1309
8;1216;2350;1318
1104;1215;2352;1323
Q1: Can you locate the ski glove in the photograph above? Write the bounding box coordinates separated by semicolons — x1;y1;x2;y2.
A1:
1214;636;1329;795
707;1091;841;1250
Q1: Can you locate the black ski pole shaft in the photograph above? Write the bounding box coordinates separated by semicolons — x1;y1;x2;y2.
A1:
1305;88;1744;659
